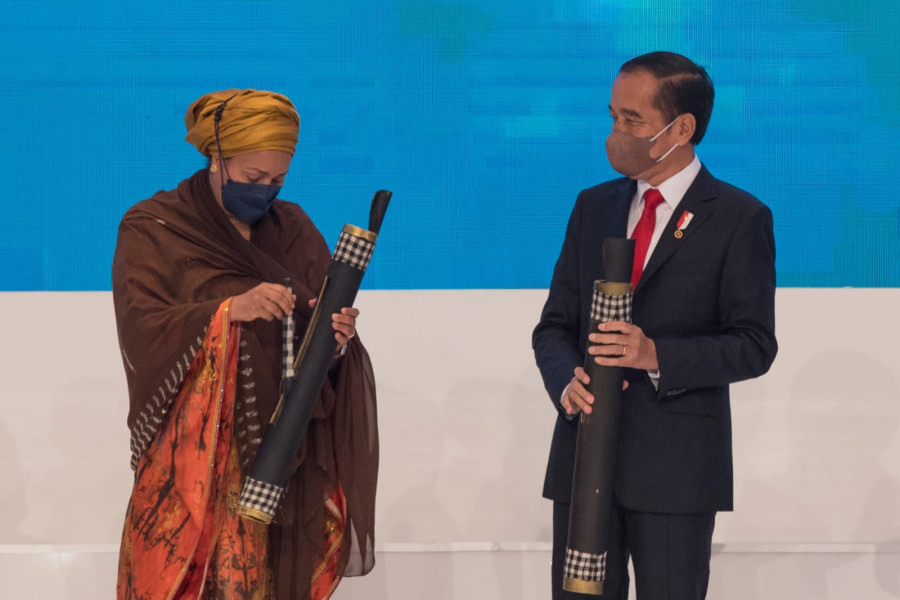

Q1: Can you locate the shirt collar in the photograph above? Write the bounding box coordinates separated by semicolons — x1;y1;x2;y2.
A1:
635;154;702;210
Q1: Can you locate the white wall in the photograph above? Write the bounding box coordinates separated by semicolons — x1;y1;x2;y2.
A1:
0;289;898;599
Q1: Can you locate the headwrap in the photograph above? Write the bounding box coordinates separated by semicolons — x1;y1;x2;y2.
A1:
185;89;300;158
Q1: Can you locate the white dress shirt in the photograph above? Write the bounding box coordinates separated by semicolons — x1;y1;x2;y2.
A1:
628;154;702;268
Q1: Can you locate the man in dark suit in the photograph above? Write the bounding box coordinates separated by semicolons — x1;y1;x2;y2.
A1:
533;52;777;600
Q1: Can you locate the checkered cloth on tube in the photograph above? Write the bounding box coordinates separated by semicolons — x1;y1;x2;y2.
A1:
590;288;632;323
565;547;606;583
282;283;295;379
334;230;375;271
238;476;284;520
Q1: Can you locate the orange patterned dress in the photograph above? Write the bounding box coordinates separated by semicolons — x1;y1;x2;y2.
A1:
117;302;346;599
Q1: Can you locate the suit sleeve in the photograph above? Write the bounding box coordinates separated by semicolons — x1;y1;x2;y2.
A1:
654;202;778;396
533;192;586;414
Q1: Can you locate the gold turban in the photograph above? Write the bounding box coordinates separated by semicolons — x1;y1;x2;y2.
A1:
185;89;300;158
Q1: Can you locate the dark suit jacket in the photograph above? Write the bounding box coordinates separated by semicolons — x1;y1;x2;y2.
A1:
533;165;777;514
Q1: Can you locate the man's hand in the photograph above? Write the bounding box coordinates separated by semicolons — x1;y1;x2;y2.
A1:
588;321;658;371
562;366;594;415
562;365;630;416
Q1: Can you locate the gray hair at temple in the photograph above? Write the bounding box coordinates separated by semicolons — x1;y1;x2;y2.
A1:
619;51;715;146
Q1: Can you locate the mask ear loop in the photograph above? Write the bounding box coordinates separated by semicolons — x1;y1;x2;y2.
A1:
650;115;681;164
213;94;238;181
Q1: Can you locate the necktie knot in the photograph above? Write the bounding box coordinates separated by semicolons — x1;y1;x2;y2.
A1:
642;188;665;211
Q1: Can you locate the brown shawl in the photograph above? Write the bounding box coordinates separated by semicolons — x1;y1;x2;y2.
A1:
112;170;378;598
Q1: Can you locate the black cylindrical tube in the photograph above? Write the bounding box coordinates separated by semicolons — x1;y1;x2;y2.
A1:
252;261;364;484
563;237;634;595
237;191;391;523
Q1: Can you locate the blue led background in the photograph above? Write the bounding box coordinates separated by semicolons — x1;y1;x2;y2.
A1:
1;0;898;290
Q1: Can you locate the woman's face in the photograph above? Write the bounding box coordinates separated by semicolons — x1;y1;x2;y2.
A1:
210;149;293;216
216;150;293;187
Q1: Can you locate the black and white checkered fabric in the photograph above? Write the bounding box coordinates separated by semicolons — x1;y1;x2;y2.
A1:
564;547;606;583
333;231;375;271
590;289;633;323
238;476;285;518
282;284;295;379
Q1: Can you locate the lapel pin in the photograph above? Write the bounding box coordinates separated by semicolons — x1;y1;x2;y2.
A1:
674;210;694;239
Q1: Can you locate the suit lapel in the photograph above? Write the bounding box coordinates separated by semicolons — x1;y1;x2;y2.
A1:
584;178;632;285
607;179;634;239
635;166;718;292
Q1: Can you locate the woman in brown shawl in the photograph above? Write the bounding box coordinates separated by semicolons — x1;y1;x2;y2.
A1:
113;89;378;600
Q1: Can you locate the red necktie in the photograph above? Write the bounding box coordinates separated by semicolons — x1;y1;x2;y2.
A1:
630;188;665;288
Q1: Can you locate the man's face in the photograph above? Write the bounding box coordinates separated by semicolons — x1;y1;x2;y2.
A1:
608;69;669;142
607;69;688;184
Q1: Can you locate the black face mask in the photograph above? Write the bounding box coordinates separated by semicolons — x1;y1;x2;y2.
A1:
212;94;282;225
221;177;281;224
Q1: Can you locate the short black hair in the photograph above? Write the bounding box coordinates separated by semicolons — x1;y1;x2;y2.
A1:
619;51;714;145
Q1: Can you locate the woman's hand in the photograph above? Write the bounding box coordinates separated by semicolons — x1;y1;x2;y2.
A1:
308;298;359;353
230;282;295;322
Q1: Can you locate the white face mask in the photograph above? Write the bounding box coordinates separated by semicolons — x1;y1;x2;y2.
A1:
605;116;680;178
